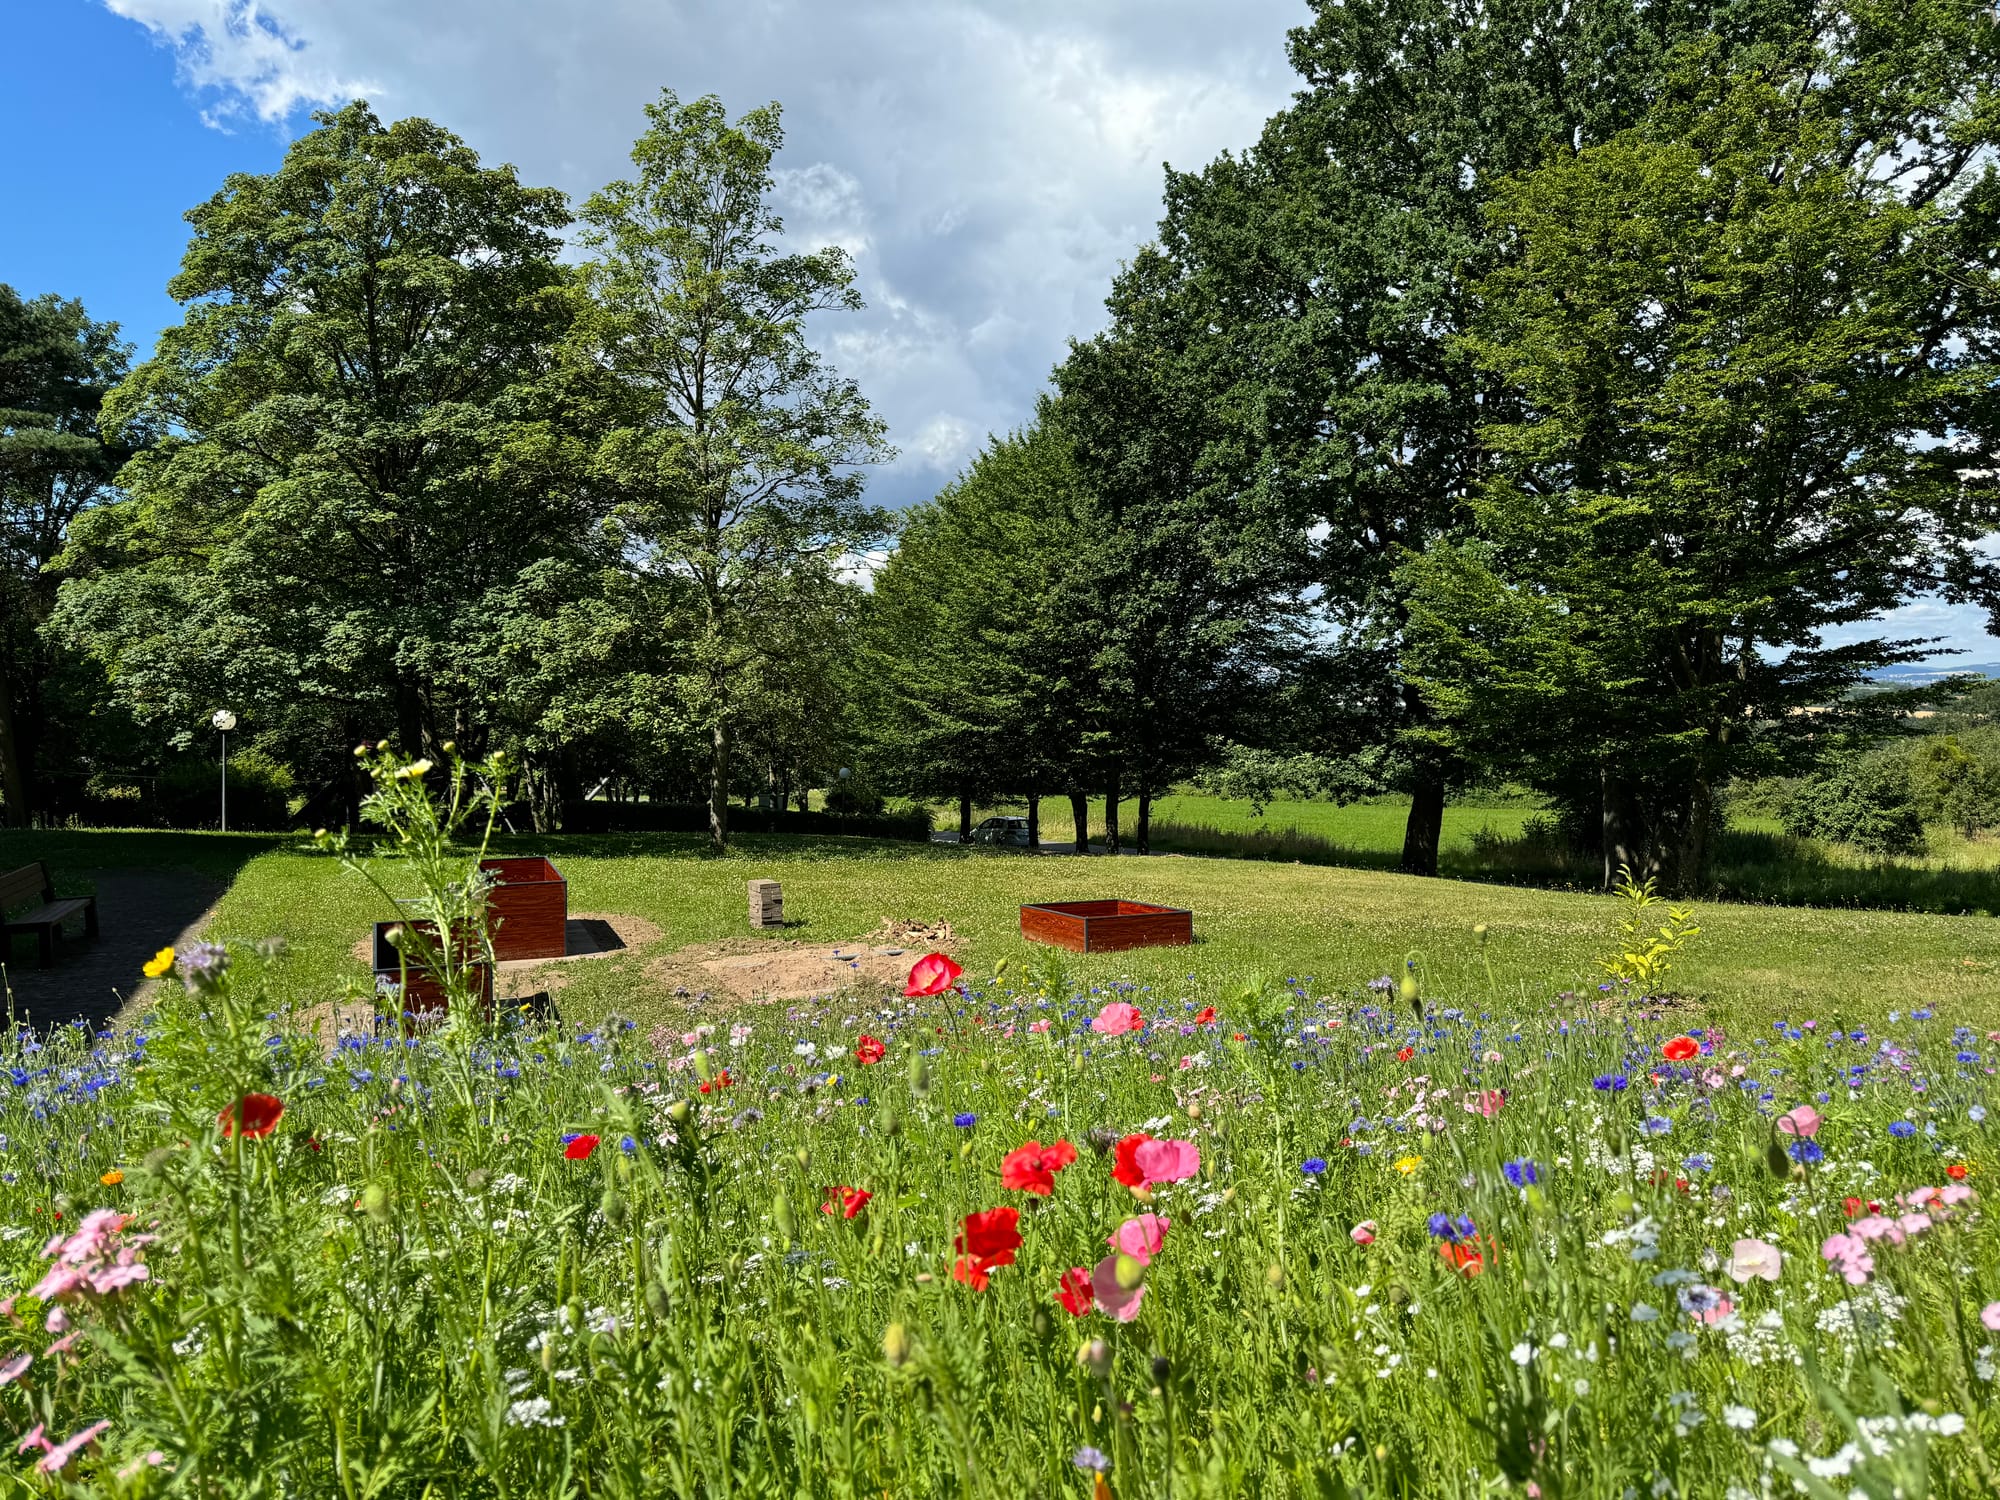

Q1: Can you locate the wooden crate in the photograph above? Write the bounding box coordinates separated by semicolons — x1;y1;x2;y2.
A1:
479;856;568;961
1020;900;1193;954
373;920;494;1029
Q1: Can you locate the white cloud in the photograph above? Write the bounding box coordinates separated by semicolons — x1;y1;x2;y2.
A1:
97;0;1308;508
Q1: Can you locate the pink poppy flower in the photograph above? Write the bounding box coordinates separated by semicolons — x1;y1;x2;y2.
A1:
1090;1002;1145;1036
1350;1221;1377;1246
1726;1238;1783;1283
903;953;963;997
1462;1089;1505;1119
0;1354;29;1387
1821;1233;1874;1285
1133;1139;1200;1185
1849;1215;1904;1245
1982;1302;2000;1332
1089;1254;1146;1322
1774;1105;1821;1139
16;1425;47;1456
1106;1213;1170;1266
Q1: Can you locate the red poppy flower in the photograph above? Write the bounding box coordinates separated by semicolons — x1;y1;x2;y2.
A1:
1660;1036;1700;1063
1111;1132;1153;1188
1000;1139;1078;1196
1438;1240;1486;1277
1193;1006;1215;1025
1841;1197;1882;1218
1395;1046;1415;1063
1054;1267;1092;1317
821;1185;871;1219
697;1069;734;1095
904;953;964;997
218;1093;284;1140
1946;1163;1969;1181
952;1206;1021;1289
563;1133;601;1160
855;1034;886;1066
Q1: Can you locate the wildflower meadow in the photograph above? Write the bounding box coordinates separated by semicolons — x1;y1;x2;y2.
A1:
2;761;1997;1498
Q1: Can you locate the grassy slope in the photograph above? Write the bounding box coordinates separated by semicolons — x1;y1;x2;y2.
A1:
10;827;1993;1029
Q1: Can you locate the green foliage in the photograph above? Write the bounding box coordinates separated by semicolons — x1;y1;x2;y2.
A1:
1403;33;2000;889
0;284;133;824
156;748;295;832
57;102;598;803
1907;735;2000;838
1598;866;1701;991
1782;759;1926;856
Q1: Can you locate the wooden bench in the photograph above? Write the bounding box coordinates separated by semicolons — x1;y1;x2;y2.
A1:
1;863;99;966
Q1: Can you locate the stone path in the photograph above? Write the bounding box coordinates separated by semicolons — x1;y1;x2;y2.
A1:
1;868;225;1032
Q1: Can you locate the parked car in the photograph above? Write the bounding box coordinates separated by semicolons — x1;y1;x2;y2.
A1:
969;815;1032;847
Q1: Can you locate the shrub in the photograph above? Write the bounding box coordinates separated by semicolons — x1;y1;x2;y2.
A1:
155;748;296;830
1780;757;1924;855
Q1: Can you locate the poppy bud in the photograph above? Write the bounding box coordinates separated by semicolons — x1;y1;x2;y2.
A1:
1033;1308;1052;1341
1765;1133;1791;1181
960;1141;974;1162
907;1053;931;1098
772;1188;796;1244
1078;1339;1111;1376
385;924;406;950
1399;968;1420;1011
664;1099;692;1127
994;957;1010;981
1113;1252;1146;1291
142;1147;175;1174
360;1183;390;1222
599;1184;627;1226
540;1339;557;1373
441;740;456;755
1265;1263;1286;1289
1151;1354;1171;1384
794;1146;809;1170
881;1110;901;1137
693;1049;715;1084
1186;1101;1201;1121
643;1280;670;1319
1473;923;1489;945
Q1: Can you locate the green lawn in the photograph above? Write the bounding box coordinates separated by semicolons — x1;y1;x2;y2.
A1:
8;826;1999;1029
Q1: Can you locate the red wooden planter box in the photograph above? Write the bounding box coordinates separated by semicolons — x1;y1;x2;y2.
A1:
373;920;494;1028
479;856;568;961
1020;900;1193;954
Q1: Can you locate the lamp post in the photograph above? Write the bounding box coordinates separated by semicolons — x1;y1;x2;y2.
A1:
212;710;236;832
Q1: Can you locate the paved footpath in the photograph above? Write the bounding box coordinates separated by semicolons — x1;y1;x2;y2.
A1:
2;869;225;1033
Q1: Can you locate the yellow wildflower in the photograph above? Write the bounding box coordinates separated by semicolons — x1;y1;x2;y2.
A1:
142;947;175;979
100;1170;124;1187
1393;1155;1423;1176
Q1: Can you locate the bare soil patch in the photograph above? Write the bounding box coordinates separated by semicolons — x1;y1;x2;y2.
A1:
647;930;936;1007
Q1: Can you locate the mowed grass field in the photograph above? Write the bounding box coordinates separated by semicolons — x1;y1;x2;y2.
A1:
7;825;2000;1029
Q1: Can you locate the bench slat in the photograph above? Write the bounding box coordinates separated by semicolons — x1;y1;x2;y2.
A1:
4;899;93;930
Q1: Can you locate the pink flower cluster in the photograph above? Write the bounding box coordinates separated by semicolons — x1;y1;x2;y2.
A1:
1;1209;155;1359
1089;1214;1171;1322
1820;1184;1974;1285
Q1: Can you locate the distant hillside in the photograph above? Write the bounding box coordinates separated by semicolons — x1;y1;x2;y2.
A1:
1868;661;2000;684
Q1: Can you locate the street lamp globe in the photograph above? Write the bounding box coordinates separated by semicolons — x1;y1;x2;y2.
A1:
212;710;237;733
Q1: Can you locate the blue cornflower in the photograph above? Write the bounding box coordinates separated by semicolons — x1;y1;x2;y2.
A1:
953;1112;978;1129
1682;1154;1712;1173
1592;1074;1630;1092
1787;1139;1823;1164
1971;1104;1988;1123
350;1069;374;1087
1073;1448;1111;1473
1301;1158;1327;1175
1502;1159;1540;1187
1428;1213;1477;1243
1640;1117;1673;1136
1957;1051;1979;1063
619;1136;637;1155
1888;1120;1917;1138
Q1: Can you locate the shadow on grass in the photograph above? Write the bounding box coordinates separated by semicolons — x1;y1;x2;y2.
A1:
1141;818;2000;916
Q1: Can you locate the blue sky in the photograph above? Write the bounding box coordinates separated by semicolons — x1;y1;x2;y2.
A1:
4;0;1996;663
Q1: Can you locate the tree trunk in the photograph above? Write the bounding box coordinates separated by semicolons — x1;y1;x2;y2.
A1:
1601;764;1642;890
1069;789;1089;853
707;722;730;852
395;679;428;759
0;680;27;828
958;789;973;843
1026;791;1040;849
1104;764;1122;855
1399;767;1445;876
1136;788;1152;855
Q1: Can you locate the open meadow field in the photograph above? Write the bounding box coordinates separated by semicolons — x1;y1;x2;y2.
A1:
9;826;2000;1032
0;807;1995;1495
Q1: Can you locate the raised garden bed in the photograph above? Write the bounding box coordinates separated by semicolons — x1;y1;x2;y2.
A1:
372;920;493;1029
1019;900;1193;954
479;856;568;961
